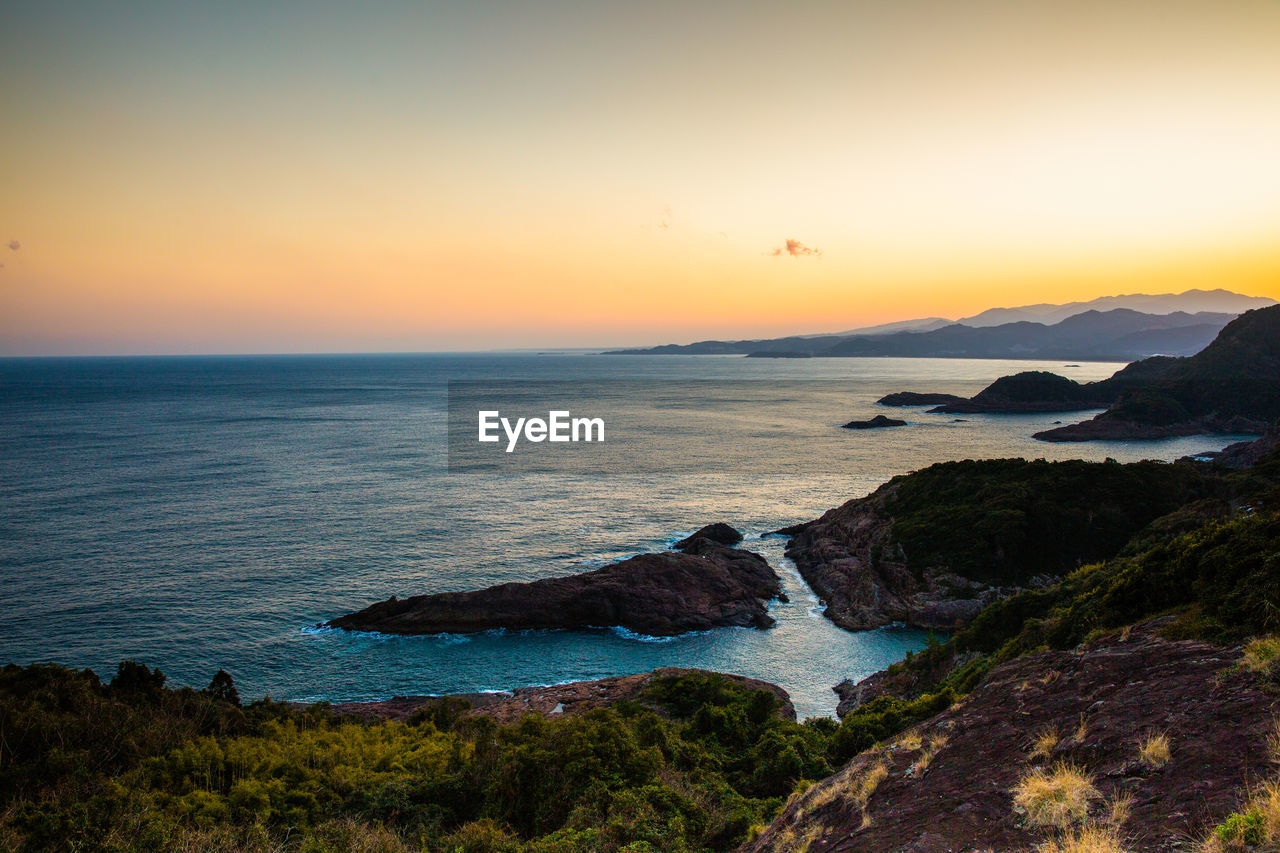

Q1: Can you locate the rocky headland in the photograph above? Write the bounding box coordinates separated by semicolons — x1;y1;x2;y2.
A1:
326;527;782;637
875;392;967;407
773;482;1036;631
866;306;1280;443
772;458;1212;632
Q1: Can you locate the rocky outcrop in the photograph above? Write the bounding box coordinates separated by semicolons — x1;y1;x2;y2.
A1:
326;542;782;637
1034;413;1269;442
876;392;967;407
928;370;1113;413
1182;424;1280;468
744;623;1279;853
778;485;1033;631
673;523;744;551
841;415;907;430
325;668;796;724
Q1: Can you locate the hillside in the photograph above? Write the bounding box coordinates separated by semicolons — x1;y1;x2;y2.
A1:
745;442;1280;852
1037;304;1280;440
744;621;1279;853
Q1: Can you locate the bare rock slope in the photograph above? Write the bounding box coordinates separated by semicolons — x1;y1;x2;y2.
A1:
743;622;1278;853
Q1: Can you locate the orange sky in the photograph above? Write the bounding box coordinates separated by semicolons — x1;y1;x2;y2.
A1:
3;0;1279;355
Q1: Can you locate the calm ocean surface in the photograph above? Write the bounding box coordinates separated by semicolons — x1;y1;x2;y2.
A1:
0;353;1254;718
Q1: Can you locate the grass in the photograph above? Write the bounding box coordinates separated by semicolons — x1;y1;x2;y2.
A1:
911;734;948;776
1013;763;1101;828
896;731;923;751
1137;732;1171;768
1073;714;1089;744
1030;727;1060;762
1241;637;1280;674
1036;826;1133;853
853;761;890;809
1105;793;1133;828
1203;779;1280;851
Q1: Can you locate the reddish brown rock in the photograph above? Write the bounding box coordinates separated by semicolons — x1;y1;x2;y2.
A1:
326;543;782;637
777;484;1031;632
743;622;1278;853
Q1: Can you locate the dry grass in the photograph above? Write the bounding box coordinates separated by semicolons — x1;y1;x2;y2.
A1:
1030;727;1060;762
797;755;888;818
1105;793;1133;827
911;733;948;775
1270;718;1280;762
1036;826;1133;853
1241;636;1280;673
1073;714;1089;743
896;730;923;751
1013;763;1101;828
1137;732;1171;768
853;761;890;808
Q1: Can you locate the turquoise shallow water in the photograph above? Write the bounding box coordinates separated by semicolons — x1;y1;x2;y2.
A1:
0;353;1254;718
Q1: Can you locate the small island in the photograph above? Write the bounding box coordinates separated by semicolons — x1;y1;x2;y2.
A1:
842;414;907;430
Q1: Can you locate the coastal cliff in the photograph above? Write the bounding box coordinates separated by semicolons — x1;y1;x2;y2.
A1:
327;535;782;637
776;458;1213;631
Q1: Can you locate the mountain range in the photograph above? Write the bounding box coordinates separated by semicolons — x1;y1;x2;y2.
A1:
877;304;1280;441
608;289;1276;361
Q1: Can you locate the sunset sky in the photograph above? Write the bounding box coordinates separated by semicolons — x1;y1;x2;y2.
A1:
3;0;1280;355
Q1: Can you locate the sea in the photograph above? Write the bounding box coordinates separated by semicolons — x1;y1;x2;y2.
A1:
0;353;1255;719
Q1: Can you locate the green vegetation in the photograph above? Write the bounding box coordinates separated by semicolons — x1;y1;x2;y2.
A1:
883;458;1215;583
8;439;1280;851
862;445;1280;705
0;663;944;852
1102;304;1280;425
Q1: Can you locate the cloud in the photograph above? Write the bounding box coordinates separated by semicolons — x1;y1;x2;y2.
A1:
770;238;821;258
7;240;19;251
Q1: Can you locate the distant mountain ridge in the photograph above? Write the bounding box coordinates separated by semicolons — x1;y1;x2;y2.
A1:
608;308;1238;361
957;288;1275;327
877;305;1280;440
607;289;1275;360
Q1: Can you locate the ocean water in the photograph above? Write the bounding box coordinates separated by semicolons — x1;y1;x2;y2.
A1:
0;353;1255;718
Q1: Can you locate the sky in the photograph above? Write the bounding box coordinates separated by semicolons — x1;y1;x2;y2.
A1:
2;0;1280;355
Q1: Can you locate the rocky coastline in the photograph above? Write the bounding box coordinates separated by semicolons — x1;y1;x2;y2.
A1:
326;527;782;637
773;484;1036;632
1033;412;1269;442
